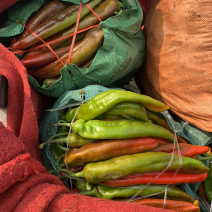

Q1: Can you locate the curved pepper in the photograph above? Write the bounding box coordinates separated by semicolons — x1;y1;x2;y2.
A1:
151;143;210;157
13;0;71;44
58;119;175;142
39;133;97;149
24;0;120;58
42;76;61;88
126;198;200;212
101;172;208;186
71;152;209;184
80;183;196;203
12;0;102;50
22;40;80;68
28;25;104;79
74;90;169;121
63;137;159;168
95;102;148;122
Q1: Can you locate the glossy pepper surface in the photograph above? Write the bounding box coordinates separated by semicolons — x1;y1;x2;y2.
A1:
71;152;209;183
151;143;210;157
73;90;169;121
59;119;175;142
28;26;104;79
22;40;80;68
12;0;102;50
14;0;71;42
80;183;196;203
25;0;120;58
101;171;207;186
63;137;159;168
127;198;200;212
95;102;149;122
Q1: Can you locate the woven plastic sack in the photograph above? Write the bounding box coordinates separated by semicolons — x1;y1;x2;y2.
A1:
0;0;145;98
136;0;212;132
38;84;212;211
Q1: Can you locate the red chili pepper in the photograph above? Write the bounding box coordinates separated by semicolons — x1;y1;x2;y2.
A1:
64;137;159;168
22;41;80;68
125;198;200;212
153;137;170;145
151;143;209;157
102;172;207;186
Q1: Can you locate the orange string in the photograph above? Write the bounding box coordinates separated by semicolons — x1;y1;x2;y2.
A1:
19;22;65;66
86;3;102;22
10;2;103;68
67;1;82;67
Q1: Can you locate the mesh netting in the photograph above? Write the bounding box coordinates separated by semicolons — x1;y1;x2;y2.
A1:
0;0;145;98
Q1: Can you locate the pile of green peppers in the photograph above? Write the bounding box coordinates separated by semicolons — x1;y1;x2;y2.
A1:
40;89;211;212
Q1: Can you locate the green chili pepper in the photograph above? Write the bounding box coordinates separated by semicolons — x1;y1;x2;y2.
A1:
50;143;64;162
65;108;78;122
57;119;175;142
71;152;209;184
39;133;97;149
12;0;102;50
75;179;95;193
95;114;124;120
204;161;212;202
80;184;196;203
95;102;148;122
71;90;169;121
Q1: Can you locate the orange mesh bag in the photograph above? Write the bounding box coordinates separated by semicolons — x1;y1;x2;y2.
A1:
136;0;212;132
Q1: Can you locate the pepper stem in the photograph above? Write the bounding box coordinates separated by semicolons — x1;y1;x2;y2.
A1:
47;132;69;142
71;170;84;178
55;123;71;127
197;155;212;161
57;142;70;151
56;154;65;165
79;187;97;196
39;137;70;149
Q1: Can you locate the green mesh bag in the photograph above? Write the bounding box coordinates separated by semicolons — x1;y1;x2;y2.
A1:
0;0;145;98
38;84;212;211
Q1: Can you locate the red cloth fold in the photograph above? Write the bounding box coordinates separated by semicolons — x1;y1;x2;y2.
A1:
0;1;175;211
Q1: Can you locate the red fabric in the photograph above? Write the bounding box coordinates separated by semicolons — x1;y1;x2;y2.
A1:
0;0;20;14
0;0;175;211
137;0;155;17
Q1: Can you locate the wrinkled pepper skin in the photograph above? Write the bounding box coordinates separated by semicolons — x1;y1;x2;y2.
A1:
70;119;175;142
64;137;159;168
80;184;196;203
126;198;200;212
28;26;104;79
71;152;209;184
12;0;102;50
25;0;120;58
75;90;169;121
102;171;208;186
151;143;210;157
13;0;71;43
95;102;149;122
